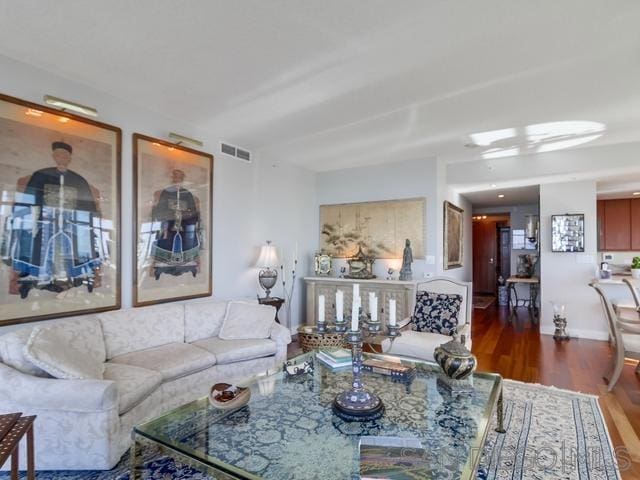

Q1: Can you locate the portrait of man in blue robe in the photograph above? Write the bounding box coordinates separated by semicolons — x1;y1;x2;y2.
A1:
149;168;202;280
2;141;103;298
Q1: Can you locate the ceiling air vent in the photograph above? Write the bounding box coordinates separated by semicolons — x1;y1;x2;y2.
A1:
220;142;252;163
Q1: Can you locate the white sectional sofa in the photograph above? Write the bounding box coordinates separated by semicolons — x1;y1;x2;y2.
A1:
0;299;291;471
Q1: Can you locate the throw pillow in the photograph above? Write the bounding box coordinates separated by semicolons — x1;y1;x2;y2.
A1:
218;302;275;340
0;329;51;377
23;326;105;380
411;291;462;336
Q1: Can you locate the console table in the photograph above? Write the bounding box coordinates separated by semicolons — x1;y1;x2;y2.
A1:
304;277;417;327
506;276;539;322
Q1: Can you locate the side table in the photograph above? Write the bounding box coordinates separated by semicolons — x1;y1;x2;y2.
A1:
258;296;285;324
0;412;36;480
506;276;540;323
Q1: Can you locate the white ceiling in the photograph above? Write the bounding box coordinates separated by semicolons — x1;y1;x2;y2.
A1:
463;185;540;209
597;173;640;199
1;1;639;171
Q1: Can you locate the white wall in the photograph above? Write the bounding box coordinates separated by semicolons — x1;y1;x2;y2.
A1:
539;181;606;339
314;157;473;283
0;55;316;333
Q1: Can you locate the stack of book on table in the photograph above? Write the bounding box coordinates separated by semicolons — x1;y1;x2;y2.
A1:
362;358;417;382
316;348;352;369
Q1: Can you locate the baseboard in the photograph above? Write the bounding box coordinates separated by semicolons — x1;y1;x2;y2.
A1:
540;325;609;341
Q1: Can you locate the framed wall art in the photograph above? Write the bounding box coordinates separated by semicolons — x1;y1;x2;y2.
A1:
551;214;585;252
133;134;213;306
0;93;121;326
319;198;426;259
443;201;464;270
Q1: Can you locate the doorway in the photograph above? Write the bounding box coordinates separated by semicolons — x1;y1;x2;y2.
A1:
472;214;510;300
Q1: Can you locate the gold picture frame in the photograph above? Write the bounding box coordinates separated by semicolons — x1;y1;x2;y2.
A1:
444;201;464;270
133;134;213;306
0;92;121;326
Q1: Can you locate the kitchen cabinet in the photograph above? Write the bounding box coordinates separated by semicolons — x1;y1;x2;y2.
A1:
598;198;638;251
632;198;640;250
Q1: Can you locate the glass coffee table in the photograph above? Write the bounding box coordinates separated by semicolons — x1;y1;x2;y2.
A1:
131;351;504;479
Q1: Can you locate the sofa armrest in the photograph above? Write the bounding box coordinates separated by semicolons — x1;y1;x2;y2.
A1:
0;362;117;413
270;323;292;346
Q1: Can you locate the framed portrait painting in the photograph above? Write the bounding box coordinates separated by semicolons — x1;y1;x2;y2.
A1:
444;201;464;270
0;93;121;326
133;134;213;306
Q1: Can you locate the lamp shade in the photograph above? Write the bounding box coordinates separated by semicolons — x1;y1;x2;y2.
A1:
256;242;279;268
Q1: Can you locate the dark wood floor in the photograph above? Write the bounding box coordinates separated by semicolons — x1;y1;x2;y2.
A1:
470;305;640;479
290;305;640;478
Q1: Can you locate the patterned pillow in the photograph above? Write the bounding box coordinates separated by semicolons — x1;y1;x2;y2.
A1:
411;291;462;336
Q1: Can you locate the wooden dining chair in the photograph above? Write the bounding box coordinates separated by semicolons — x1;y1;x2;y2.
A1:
622;277;640;313
590;282;640;391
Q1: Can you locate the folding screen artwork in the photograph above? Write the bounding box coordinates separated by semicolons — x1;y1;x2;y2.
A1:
443;201;464;269
319;198;426;259
0;93;121;325
133;134;213;306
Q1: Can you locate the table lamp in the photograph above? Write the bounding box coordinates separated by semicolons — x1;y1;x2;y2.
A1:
256;241;279;298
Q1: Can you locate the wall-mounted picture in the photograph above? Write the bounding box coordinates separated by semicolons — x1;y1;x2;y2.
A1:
133;134;213;306
0;93;121;326
443;201;464;269
319;198;426;259
551;214;585;252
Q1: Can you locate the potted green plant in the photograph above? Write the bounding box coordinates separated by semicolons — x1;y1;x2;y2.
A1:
632;257;640;279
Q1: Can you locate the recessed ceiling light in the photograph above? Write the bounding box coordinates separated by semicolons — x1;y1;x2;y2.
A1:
633;192;640;196
490;184;497;188
498;194;505;198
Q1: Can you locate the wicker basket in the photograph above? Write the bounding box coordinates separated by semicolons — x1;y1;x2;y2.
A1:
297;327;347;353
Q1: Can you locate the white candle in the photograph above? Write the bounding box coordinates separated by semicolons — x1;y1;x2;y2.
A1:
389;299;396;326
368;292;375;310
318;295;325;323
336;290;344;321
353;283;360;305
351;301;359;331
371;295;378;322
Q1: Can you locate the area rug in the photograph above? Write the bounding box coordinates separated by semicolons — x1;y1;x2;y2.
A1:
1;380;621;479
473;295;496;310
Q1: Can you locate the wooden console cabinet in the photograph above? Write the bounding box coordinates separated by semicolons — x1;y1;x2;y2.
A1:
304;277;417;327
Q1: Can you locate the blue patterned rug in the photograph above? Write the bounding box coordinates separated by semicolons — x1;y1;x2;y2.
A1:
1;380;621;479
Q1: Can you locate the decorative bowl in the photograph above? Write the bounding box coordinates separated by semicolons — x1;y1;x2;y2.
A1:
208;383;251;410
433;335;477;393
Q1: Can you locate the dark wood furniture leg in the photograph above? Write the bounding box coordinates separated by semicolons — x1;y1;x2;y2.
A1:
27;423;34;480
10;444;18;480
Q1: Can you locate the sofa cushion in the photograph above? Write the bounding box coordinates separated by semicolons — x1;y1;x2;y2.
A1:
192;337;277;365
385;330;454;362
0;329;50;377
218;302;275;340
109;342;216;381
24;326;104;380
411;291;462;336
103;363;162;414
184;301;228;343
98;304;185;359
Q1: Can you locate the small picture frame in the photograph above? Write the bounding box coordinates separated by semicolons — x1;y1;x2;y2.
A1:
314;253;332;276
551;214;585;252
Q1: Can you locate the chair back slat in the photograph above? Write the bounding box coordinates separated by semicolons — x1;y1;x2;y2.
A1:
590;282;623;347
622;278;640;310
